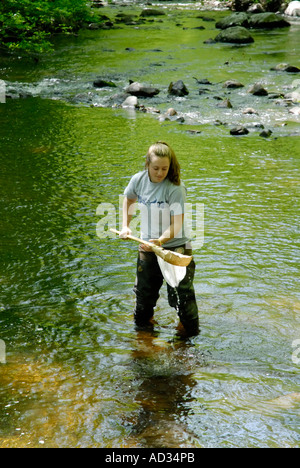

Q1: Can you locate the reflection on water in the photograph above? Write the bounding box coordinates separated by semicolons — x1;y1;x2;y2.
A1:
128;331;202;448
0;4;300;448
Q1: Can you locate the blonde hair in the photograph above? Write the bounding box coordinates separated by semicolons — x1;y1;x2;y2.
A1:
145;141;181;186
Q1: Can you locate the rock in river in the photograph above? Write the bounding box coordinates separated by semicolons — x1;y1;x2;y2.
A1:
122;96;139;108
230;126;249;135
248;12;290;29
270;63;300;73
125;82;160;98
223;79;245;89
216;12;250;29
93;79;117;88
168;80;189;96
285;1;300;17
214;26;254;44
248;83;268;96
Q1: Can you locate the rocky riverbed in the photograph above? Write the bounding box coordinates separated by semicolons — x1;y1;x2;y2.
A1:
2;2;300;138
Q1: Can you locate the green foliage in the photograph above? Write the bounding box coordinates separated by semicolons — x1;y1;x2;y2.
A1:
0;0;96;55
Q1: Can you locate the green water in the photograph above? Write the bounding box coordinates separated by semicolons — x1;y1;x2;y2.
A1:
0;3;299;448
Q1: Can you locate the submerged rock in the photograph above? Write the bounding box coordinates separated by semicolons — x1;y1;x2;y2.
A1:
216;12;250;29
168;80;189;97
93;78;117;88
223;79;244;89
271;63;300;73
260;129;273;137
140;9;166;17
217;98;233;108
214;26;254;44
125;82;160;98
230;126;249;135
248;12;290;28
248;83;268;96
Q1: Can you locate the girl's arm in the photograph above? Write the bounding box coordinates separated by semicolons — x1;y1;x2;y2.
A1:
120;196;136;238
149;214;184;247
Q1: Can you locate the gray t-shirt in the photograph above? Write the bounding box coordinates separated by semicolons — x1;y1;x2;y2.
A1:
124;170;190;248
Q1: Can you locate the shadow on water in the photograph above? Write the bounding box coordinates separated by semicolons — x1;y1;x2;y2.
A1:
124;330;207;448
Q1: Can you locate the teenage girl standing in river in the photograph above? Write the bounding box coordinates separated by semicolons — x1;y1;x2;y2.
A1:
120;141;199;337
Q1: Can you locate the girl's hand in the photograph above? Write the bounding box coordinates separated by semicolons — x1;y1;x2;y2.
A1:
141;239;162;252
149;239;162;247
119;227;132;239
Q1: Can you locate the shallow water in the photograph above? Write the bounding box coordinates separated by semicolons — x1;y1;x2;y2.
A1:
0;2;299;448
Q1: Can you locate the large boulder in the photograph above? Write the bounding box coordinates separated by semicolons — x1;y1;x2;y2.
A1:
214;26;254;44
248;12;290;28
285;1;300;16
216;12;250;29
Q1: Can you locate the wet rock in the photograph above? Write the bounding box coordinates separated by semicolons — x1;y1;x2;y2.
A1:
260;129;273;137
285;1;300;17
73;92;94;104
140;106;161;114
114;13;139;25
186;129;202;134
248;83;268;96
91;0;105;7
108;92;131;107
216;12;250;29
125;82;160;98
270;63;300;73
232;0;252;11
122;96;139;108
217;98;233;108
168;80;189;97
248;12;290;29
247;3;265;13
140;9;166;17
285;91;300;103
166;108;178;116
214;26;254;44
93;78;117;88
230;126;249;135
89;23;102;30
193;77;213;85
289;106;300;115
203;38;217;44
223;79;244;89
243;107;259;114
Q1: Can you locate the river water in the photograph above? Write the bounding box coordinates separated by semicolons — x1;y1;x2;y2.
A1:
0;1;299;448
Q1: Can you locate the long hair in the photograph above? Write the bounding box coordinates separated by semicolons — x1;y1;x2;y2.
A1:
145;141;181;186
